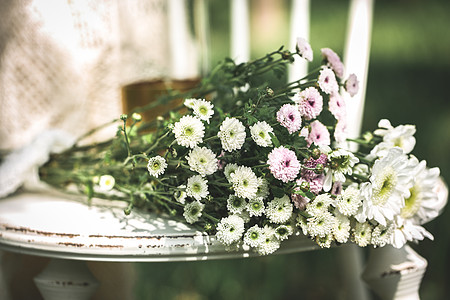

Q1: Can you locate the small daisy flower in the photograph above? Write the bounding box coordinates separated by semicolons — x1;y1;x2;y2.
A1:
306;120;331;147
230;165;259;199
247;197;265;217
267;146;301;183
186;146;218;176
296;37;313;61
316;234;334;248
321;48;344;78
224;163;239;182
98;175;115;191
274;224;293;241
327;148;359;183
191;98;214;123
147;156;168;178
276;104;302;134
353;222;373;247
328;92;346;121
306;194;333;216
255;177;270;199
243;225;265;248
307;211;336;238
217;117;246;152
293;87;323;120
257;226;281;255
333;212;351;244
266;195;294;224
336;185;362;217
345;73;359;97
174;185;187;204
318;67;339;94
173;115;205;148
227;195;247;214
216;215;245;246
250;121;274;147
186;175;209;201
371;223;394;247
183;201;205;224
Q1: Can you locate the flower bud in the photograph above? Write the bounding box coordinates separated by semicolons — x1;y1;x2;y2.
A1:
300;181;310;192
311;148;321;160
266;87;274;97
132;113;142;122
120;114;128;121
315;163;324;174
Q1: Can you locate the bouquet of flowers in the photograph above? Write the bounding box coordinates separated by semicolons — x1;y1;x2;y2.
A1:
39;38;447;256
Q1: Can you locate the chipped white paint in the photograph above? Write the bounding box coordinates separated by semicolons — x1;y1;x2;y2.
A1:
0;190;319;262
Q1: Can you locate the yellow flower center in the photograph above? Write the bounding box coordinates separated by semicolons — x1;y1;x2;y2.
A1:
372;167;397;206
401;185;421;219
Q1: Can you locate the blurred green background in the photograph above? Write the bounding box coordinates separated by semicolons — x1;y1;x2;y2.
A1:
134;0;450;299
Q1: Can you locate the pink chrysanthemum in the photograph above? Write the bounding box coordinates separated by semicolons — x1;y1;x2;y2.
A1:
334;119;348;145
267;146;301;182
306;120;331;147
296;37;313;62
293;87;323;120
318;67;339;95
328;92;346;121
276;104;302;134
345;73;359;97
321;48;344;78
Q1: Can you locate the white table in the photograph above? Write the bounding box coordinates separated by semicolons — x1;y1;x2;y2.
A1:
0;188;435;300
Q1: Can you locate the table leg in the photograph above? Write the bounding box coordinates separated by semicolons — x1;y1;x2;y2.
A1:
362;245;427;300
34;258;99;300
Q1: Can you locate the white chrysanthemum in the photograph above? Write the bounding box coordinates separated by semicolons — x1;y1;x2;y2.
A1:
186;146;218;176
333;213;351;244
257;226;281;255
98;175;115;191
173;115;205;148
266;195;293;224
174;185;187;204
192;98;214;123
247;197;265;217
224;163;239;182
306;194;333;216
250;121;273;147
401;157;443;225
307;211;335;238
315;234;334;248
371;119;416;157
216;215;245;246
328;148;359;182
256;177;270;199
243;225;264;248
184;98;196;108
390;216;434;249
355;148;414;226
147;156;168;178
217;117;246;152
183;201;205;224
336;186;362;217
353;222;372;247
227;195;247;214
371;223;394;247
186;175;209;201
230;166;259;199
274;225;293;241
296;214;309;236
